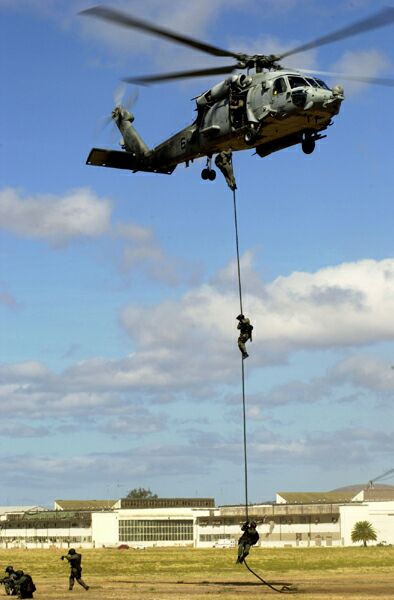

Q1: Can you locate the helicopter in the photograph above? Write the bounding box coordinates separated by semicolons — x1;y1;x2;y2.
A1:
81;6;394;186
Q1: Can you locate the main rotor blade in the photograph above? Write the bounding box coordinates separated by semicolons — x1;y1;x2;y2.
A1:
123;65;238;84
279;7;394;60
80;5;241;60
298;68;394;87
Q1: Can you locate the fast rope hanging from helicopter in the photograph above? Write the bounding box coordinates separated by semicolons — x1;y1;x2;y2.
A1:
228;156;294;594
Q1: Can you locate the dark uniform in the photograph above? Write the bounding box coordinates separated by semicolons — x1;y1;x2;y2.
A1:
13;571;35;599
61;549;89;591
215;151;237;191
236;314;253;359
1;566;17;596
237;521;259;563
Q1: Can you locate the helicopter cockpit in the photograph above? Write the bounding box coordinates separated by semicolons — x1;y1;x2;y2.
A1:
273;74;330;93
268;72;342;113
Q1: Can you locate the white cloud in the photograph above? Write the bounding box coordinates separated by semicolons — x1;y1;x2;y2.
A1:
331;354;394;393
0;186;192;285
3;424;392;492
249;426;394;468
121;255;394;366
116;222;153;243
1;256;394;423
329;48;391;95
0;187;111;245
0;361;51;381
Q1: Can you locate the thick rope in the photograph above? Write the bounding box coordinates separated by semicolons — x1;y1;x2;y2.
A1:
241;358;248;522
232;185;295;594
244;560;295;594
232;188;248;521
232;189;243;316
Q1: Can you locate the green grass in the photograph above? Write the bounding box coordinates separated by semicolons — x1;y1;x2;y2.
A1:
1;546;394;580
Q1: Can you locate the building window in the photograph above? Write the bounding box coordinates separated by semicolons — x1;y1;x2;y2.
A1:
119;520;193;542
199;534;232;542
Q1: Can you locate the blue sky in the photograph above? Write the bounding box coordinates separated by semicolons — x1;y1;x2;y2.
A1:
1;0;394;507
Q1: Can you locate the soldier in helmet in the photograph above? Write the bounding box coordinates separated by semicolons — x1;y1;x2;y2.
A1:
236;520;260;563
236;314;253;359
61;549;89;591
1;565;17;595
13;571;36;599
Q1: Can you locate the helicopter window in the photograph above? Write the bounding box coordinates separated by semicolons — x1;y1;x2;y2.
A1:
272;77;287;95
288;76;309;89
316;78;330;90
306;77;320;87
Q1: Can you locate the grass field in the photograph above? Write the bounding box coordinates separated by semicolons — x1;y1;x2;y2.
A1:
1;546;394;599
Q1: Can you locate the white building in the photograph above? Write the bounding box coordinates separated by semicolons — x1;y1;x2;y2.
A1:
1;489;394;549
0;506;46;521
92;497;215;548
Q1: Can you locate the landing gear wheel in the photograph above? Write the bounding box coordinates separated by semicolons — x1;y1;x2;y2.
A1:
208;169;216;181
201;168;210;180
302;138;315;154
244;129;256;145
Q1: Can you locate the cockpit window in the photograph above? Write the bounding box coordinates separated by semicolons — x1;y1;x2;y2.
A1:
288;76;310;89
306;77;320;87
316;78;330;90
272;77;287;94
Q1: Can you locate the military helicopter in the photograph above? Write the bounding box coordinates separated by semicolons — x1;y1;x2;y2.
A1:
81;6;394;185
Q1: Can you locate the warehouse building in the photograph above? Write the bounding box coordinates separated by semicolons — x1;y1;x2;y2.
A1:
1;489;394;549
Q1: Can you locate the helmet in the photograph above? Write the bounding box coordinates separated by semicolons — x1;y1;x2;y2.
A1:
236;314;244;320
5;566;13;573
15;570;24;577
68;548;76;554
250;521;257;528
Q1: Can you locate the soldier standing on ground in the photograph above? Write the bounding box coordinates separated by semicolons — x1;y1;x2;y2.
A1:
61;549;89;591
236;314;253;359
236;521;260;563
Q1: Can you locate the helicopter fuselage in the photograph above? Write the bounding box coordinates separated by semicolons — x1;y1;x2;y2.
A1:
86;69;344;176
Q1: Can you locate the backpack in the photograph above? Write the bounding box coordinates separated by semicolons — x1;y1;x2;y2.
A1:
25;575;36;593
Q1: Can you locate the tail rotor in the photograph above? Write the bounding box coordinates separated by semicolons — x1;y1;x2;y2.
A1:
96;85;139;144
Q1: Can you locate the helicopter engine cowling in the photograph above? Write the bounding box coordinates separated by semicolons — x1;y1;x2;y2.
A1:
196;74;252;107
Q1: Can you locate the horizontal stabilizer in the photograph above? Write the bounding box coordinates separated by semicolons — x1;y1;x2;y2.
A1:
86;148;175;174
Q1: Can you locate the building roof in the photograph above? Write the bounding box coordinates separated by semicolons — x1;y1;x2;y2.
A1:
0;506;46;514
54;500;117;511
120;497;215;509
363;488;394;501
277;491;356;504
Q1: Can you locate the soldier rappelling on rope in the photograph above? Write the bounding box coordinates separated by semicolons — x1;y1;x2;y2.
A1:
236;314;253;359
215;150;237;191
236;520;260;564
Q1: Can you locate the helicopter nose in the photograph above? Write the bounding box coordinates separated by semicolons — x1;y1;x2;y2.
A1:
332;84;344;98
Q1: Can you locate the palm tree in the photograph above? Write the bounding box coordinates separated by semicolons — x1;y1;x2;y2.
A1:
351;520;377;547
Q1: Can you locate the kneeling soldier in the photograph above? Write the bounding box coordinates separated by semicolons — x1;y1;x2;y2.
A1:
13;571;36;599
1;565;17;596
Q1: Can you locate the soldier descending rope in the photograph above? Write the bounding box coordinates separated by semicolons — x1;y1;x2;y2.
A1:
236;314;253;359
236;521;260;563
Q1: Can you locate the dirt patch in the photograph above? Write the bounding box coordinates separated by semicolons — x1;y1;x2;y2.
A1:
24;572;394;600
